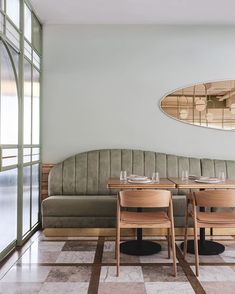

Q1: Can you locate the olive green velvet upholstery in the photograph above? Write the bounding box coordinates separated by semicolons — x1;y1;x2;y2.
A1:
42;149;235;229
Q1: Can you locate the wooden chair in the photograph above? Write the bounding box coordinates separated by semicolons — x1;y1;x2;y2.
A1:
183;190;235;276
115;190;177;276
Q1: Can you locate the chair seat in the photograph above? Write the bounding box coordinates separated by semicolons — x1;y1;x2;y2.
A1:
197;212;235;224
120;211;170;224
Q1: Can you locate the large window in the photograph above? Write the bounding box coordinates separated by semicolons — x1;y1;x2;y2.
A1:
0;0;42;261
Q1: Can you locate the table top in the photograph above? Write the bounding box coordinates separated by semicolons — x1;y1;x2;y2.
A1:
107;178;176;189
169;178;235;189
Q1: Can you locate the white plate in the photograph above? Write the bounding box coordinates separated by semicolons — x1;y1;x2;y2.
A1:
195;179;221;184
127;179;153;184
128;175;148;181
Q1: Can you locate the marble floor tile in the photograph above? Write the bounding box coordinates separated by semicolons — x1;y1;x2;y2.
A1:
102;251;140;264
222;241;235;250
0;265;51;283
184;253;224;264
62;241;97;251
98;282;147;294
46;266;91;282
220;250;235;262
103;241;115;252
201;281;235;294
191;265;235;282
145;282;194;294
39;282;89;294
31;241;65;252
0;282;43;294
142;265;187;282
56;251;95;263
100;266;144;283
18;250;60;264
139;251;178;264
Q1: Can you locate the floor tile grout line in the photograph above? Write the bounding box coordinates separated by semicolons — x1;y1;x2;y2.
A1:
88;236;105;294
176;245;206;294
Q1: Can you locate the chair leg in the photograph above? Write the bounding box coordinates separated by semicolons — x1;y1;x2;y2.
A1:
170;225;177;277
194;222;199;276
183;207;189;258
167;228;171;259
116;226;120;276
114;234;117;259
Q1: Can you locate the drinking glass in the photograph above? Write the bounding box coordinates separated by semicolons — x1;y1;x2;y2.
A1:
181;170;189;182
120;170;127;182
152;172;160;183
219;171;226;182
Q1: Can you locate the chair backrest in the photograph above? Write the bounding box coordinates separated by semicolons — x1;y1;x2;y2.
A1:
118;190;171;208
194;190;235;208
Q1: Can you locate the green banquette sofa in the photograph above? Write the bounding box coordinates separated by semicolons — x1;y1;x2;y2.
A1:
41;149;235;229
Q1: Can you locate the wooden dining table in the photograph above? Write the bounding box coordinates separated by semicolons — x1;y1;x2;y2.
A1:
170;178;235;255
107;178;176;256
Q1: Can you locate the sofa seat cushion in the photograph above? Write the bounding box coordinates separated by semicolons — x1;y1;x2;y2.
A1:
42;195;116;217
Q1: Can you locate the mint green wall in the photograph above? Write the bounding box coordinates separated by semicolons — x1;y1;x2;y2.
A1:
42;25;235;163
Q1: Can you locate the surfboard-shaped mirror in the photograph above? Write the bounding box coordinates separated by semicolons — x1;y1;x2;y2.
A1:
161;80;235;130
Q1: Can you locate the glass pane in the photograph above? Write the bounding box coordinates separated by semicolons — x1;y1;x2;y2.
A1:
2;148;18;167
23;166;31;235
0;0;5;11
9;47;19;78
6;0;19;28
32;147;40;162
23;148;31;163
0;169;17;252
31;164;39;226
0;41;18;144
24;59;31;145
24;40;31;60
24;3;31;42
6;21;20;49
33;50;40;70
0;12;4;32
32;15;41;54
32;68;40;144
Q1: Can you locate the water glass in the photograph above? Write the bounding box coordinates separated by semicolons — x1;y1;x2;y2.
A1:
152;172;160;183
120;170;127;182
219;171;226;182
181;170;189;182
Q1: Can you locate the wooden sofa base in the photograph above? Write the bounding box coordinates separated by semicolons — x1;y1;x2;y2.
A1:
43;228;235;237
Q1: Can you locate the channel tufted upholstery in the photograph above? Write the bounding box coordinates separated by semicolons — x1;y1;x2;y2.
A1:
42;149;235;229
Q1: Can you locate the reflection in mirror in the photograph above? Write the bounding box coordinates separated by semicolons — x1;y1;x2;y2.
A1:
161;80;235;130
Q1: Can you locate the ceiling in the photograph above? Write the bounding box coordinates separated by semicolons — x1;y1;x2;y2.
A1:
30;0;235;25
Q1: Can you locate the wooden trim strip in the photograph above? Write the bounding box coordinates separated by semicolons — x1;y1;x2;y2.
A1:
176;245;206;294
88;236;105;294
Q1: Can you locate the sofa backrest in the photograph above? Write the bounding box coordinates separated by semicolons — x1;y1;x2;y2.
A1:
48;149;235;196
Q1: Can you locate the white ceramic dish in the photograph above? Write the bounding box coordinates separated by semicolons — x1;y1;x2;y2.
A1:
127;179;153;184
195;179;221;184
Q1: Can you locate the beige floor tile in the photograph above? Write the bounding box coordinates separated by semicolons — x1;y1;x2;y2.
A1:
0;265;51;283
46;265;91;282
0;282;43;294
39;282;89;294
145;282;194;294
100;266;144;283
142;265;187;282
191;265;235;282
202;281;235;294
56;251;95;263
98;282;146;294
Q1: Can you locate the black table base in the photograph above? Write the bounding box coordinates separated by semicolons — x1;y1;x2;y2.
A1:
120;240;161;256
180;240;225;255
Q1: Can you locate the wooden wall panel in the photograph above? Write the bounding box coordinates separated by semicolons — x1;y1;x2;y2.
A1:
41;164;55;201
